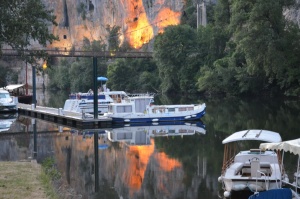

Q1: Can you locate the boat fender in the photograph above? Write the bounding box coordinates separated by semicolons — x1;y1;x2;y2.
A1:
124;119;130;122
152;119;159;122
185;116;191;119
224;191;231;198
248;183;264;192
191;115;196;117
218;176;223;183
232;184;246;191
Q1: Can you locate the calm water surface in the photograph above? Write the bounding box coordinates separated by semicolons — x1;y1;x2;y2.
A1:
0;90;300;199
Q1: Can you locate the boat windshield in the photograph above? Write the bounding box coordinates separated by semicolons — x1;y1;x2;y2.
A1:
0;93;10;98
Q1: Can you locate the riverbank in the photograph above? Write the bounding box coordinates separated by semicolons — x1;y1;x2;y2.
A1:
0;160;54;199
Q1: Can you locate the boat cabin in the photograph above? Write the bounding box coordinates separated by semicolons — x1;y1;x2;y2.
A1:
107;95;154;114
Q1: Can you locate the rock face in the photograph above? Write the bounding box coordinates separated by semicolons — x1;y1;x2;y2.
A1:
43;0;184;50
284;0;300;27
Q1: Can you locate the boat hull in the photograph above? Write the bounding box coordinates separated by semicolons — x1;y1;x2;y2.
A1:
223;178;281;192
110;109;206;123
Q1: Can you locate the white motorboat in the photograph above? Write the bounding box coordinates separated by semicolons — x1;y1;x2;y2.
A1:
0;89;18;112
63;90;128;114
0;84;32;104
104;94;206;123
106;122;206;146
218;129;287;198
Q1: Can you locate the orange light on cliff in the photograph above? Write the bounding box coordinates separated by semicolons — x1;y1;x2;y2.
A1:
42;61;47;70
125;0;154;49
155;8;181;34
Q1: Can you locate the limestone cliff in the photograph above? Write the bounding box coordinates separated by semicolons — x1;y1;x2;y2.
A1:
43;0;184;50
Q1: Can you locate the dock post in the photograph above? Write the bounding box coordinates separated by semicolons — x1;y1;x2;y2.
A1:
32;66;36;108
58;108;63;115
94;132;99;192
93;57;98;119
32;119;37;158
31;104;35;110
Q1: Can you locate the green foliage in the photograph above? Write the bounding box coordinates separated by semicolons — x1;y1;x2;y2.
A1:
77;2;87;20
154;25;198;94
0;0;58;64
193;0;300;97
107;58;159;93
106;25;121;52
0;62;19;87
41;157;61;181
47;38;107;92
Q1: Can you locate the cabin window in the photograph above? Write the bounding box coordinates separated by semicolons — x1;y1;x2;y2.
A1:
187;107;194;111
168;108;175;112
179;107;186;111
117;105;132;113
0;93;10;98
116;133;132;140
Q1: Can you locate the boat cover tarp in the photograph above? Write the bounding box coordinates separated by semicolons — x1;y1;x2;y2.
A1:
260;138;300;156
222;129;282;144
248;188;292;199
0;84;25;91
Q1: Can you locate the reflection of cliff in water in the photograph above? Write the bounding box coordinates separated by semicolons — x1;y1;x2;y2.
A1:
50;130;218;199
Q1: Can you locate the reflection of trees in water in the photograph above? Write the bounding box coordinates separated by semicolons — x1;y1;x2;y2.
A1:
154;95;300;198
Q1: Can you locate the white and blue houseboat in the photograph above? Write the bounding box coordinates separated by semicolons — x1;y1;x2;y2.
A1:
104;95;206;123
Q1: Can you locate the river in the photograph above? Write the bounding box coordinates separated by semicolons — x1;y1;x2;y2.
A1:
0;89;299;199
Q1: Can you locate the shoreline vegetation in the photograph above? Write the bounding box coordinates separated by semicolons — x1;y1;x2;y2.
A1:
0;160;59;199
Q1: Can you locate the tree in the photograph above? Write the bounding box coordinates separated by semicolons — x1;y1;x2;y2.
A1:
0;0;58;63
106;25;121;52
154;25;198;94
48;38;107;92
107;58;159;93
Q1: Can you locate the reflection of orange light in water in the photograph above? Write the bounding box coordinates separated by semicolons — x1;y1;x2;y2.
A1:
125;140;155;195
124;139;182;196
155;8;181;33
125;0;153;49
155;152;181;171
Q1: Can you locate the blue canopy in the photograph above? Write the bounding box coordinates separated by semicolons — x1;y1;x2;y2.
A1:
97;76;108;81
99;144;109;150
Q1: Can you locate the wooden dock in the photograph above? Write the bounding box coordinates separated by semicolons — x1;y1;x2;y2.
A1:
17;103;112;129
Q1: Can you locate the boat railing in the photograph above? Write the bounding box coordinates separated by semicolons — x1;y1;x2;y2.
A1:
222;156;235;175
127;92;155;97
256;170;270;191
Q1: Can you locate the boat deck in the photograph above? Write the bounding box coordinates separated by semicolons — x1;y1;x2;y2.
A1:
17;103;112;129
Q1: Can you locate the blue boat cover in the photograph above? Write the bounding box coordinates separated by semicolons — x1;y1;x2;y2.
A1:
248;188;292;199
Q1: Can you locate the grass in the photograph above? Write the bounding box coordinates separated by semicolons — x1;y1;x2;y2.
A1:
0;160;58;199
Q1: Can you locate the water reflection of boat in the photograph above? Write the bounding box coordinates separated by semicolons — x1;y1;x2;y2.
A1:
218;129;286;198
0;113;17;132
106;122;206;146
